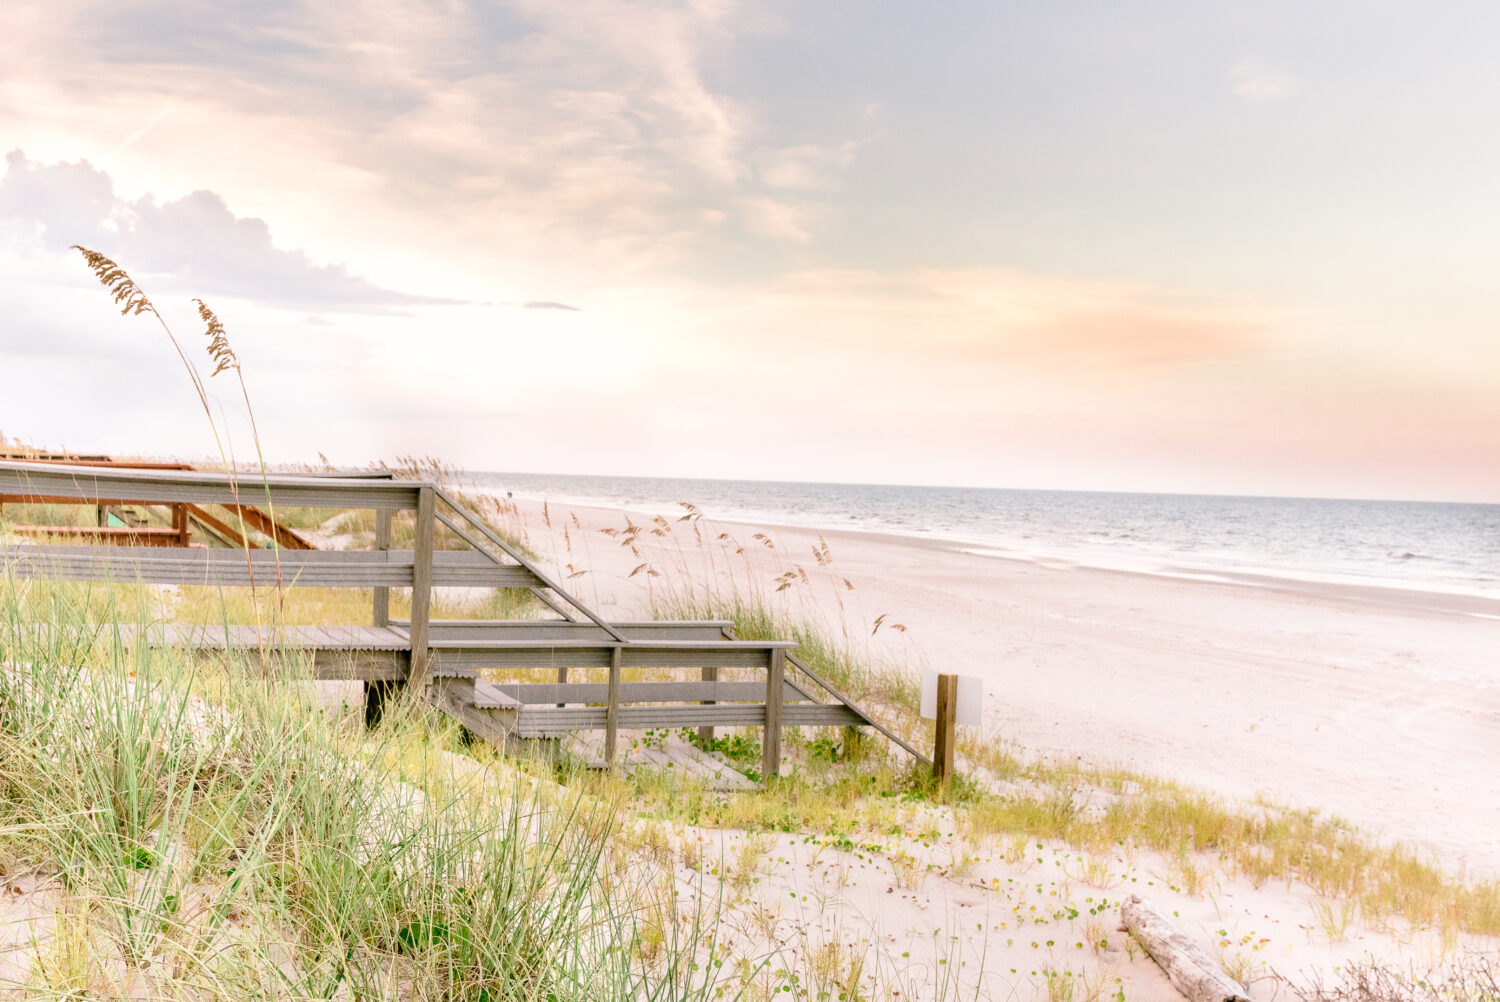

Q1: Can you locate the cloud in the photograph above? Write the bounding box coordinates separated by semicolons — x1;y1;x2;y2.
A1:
0;149;461;312
1230;56;1298;103
0;0;863;268
523;300;581;311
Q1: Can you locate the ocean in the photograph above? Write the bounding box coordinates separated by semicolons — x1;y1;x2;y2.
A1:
470;472;1500;603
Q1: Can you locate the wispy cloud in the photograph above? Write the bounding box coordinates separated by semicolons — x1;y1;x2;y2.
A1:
1230;56;1298;103
0;0;864;269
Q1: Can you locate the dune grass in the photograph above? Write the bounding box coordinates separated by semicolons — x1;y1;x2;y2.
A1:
0;576;731;1000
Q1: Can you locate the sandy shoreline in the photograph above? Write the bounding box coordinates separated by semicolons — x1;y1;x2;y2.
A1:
495;492;1500;877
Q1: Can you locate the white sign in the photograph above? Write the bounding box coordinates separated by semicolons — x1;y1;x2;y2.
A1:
920;671;983;727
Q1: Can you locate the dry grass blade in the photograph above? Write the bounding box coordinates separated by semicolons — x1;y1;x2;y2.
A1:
72;246;158;317
69;250;280;640
195;298;283;598
194;298;239;376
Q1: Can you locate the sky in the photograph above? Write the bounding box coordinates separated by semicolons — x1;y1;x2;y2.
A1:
1;1;1497;501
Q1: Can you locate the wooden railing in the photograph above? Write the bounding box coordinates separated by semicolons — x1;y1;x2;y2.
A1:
0;460;926;774
0;458;314;549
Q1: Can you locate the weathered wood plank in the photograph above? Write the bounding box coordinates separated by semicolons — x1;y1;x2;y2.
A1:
408;486;435;689
372;508;392;627
429;679;518;746
763;648;785;778
9;525;186;546
427;642;786;673
472;679;522;709
157;642;407;680
698;663;719;747
781;704;864;727
149;623;411;650
0;460;422;510
0;544;537;589
604;645;622;765
516;703;787;736
475;680;816;706
415;620;735;640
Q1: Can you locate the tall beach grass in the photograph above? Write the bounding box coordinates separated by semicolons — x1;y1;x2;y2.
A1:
0;575;731;999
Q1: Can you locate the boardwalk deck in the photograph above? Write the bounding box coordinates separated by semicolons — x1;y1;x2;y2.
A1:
149;624;412;679
2;458;927;774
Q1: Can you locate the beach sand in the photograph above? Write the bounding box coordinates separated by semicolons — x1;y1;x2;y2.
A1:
441;492;1500;1000
501;494;1500;877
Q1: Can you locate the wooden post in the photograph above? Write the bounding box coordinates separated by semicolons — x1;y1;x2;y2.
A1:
171;503;190;547
556;665;568;707
604;644;622;766
933;672;957;783
697;664;718;746
372;508;392;627
407;487;435;689
366;506;402;722
762;648;784;779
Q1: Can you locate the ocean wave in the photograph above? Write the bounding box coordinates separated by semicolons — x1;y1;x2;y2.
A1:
472;471;1500;604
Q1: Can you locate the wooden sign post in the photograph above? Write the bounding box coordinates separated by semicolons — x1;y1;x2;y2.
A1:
921;670;980;783
933;672;957;782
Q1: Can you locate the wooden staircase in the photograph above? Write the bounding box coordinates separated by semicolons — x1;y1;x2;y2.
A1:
0;459;927;777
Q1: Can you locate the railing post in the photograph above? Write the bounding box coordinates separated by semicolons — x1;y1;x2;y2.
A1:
762;648;784;779
172;503;189;547
697;664;718;747
407;487;435;689
933;672;957;783
372;508;392;627
604;644;622;766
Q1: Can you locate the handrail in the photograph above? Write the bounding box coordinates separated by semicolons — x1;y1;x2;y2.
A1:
722;626;929;766
786;649;930;766
0;543;538;589
0;460;425;510
433;487;629;644
2;461;921;770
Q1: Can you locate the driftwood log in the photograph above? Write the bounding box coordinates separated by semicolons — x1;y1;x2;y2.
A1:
1121;894;1249;1002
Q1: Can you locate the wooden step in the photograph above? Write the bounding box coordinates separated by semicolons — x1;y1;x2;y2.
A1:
566;731;757;790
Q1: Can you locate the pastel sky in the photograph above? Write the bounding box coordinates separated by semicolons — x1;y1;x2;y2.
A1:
2;1;1497;501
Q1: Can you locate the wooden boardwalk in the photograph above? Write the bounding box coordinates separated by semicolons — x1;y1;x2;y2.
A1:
1;459;927;775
